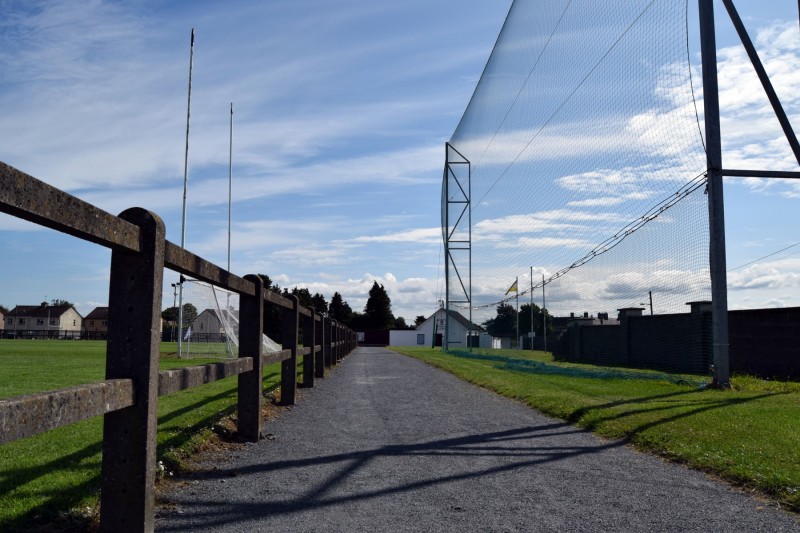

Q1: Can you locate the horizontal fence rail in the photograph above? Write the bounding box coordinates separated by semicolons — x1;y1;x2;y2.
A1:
0;161;358;532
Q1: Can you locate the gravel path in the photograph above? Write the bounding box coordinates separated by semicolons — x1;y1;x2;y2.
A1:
156;347;799;532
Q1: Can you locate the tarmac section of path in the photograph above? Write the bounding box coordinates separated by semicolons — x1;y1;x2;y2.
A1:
156;347;799;532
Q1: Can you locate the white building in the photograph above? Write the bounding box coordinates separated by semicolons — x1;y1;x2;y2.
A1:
390;308;493;348
190;308;238;342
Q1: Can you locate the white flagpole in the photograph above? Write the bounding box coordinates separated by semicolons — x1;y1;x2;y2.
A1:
227;102;233;275
178;28;195;359
225;102;234;358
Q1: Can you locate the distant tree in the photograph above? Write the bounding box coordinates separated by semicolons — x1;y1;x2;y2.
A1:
348;311;368;331
50;299;73;307
291;287;314;309
363;281;394;330
311;293;329;315
0;304;9;315
517;303;552;336
258;273;284;339
182;303;198;324
329;292;352;324
161;306;178;323
414;315;427;327
257;274;283;295
394;316;412;330
482;303;517;338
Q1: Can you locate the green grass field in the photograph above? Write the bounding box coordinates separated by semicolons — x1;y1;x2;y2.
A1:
0;339;295;531
392;346;800;513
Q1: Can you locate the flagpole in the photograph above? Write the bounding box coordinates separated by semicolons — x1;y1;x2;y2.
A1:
225;102;234;358
542;274;547;352
227;102;233;275
530;267;534;351
515;276;519;350
177;28;195;359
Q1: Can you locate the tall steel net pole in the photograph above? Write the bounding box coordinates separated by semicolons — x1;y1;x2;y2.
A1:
698;0;730;387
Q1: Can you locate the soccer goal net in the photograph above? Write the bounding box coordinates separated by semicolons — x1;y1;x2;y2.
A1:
180;279;282;359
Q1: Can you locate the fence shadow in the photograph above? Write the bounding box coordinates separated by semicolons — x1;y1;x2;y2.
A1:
156;423;622;530
569;389;785;438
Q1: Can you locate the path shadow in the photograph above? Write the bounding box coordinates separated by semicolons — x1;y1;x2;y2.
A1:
156;422;623;531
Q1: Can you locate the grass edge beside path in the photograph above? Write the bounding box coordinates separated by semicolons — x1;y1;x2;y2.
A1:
0;340;307;531
391;346;800;514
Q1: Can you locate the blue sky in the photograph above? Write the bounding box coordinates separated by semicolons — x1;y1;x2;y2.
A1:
0;0;798;322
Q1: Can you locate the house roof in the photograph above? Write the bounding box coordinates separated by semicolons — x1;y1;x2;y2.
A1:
85;307;109;320
195;308;239;321
8;304;81;318
421;308;485;332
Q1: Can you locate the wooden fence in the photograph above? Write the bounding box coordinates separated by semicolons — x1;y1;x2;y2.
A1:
0;161;356;532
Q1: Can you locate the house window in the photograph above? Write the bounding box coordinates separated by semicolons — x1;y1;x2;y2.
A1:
18;318;25;325
5;318;10;325
36;319;44;325
417;334;425;345
90;320;95;326
101;321;107;326
50;319;58;326
73;320;76;326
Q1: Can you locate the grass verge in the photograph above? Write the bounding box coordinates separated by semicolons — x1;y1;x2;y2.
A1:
0;339;302;531
392;346;800;512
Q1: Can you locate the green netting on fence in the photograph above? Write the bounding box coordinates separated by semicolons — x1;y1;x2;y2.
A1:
445;349;708;388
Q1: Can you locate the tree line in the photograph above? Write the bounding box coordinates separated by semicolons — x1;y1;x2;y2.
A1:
482;302;553;339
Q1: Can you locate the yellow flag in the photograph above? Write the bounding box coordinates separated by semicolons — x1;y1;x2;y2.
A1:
505;280;518;295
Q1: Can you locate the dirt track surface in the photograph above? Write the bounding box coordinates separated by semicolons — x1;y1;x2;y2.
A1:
156;347;799;532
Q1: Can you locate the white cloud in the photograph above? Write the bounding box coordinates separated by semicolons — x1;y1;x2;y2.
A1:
275;271;441;320
499;237;591;249
474;209;621;236
728;259;800;291
353;227;441;244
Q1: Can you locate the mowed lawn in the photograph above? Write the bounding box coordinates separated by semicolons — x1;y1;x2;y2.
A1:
392;346;800;513
0;339;289;530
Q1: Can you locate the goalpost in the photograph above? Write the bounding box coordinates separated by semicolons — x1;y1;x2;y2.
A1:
179;279;282;359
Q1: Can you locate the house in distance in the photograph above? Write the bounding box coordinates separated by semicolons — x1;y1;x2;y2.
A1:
389;308;493;348
83;307;109;340
3;302;83;339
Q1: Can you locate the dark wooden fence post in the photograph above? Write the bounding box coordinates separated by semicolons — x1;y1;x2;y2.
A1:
337;322;343;361
100;208;165;533
302;309;315;388
281;294;299;405
324;316;332;369
237;274;264;441
331;320;339;366
315;314;325;378
335;322;341;362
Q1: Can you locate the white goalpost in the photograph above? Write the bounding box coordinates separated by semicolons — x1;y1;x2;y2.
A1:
179;279;282;359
